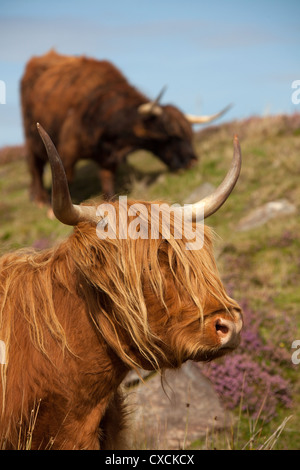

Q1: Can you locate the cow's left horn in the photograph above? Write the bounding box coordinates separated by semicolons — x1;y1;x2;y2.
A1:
182;135;241;221
185;104;233;124
37;123;97;226
138;86;167;116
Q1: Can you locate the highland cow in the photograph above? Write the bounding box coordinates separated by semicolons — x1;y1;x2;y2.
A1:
21;50;231;203
0;125;242;449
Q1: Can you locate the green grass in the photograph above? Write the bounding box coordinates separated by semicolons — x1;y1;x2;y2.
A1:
0;113;299;449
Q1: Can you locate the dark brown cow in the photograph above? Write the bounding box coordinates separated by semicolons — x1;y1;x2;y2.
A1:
20;50;230;203
0;125;242;450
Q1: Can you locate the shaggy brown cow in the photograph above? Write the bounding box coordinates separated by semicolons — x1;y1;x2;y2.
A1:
21;49;231;204
0;125;242;450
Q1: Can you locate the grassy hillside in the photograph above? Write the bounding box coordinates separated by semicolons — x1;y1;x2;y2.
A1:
0;113;299;449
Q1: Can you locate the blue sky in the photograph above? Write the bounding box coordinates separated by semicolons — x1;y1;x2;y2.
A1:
0;0;299;146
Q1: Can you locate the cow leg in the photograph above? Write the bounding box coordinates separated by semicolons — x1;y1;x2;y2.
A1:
27;152;49;206
99;167;116;200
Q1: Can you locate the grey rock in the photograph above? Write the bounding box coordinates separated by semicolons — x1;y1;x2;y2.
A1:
237;199;297;231
126;362;229;450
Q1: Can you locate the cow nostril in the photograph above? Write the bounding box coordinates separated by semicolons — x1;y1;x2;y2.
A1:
215;319;230;336
214;317;241;349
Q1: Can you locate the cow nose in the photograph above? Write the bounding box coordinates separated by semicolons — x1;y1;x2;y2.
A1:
215;316;242;349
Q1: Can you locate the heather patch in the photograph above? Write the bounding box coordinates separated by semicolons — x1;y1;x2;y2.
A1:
202;354;292;421
201;301;294;421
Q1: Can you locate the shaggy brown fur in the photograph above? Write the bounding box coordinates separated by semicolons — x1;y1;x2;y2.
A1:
21;50;196;203
0;200;242;449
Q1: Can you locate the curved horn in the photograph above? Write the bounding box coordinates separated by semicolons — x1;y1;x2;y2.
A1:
182;135;241;221
138;86;167;116
185;104;233;124
36;123;97;226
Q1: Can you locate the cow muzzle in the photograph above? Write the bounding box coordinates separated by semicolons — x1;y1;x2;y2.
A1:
214;309;243;350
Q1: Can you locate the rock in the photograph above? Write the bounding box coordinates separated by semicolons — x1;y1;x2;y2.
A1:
237;199;297;231
184;183;215;204
126;362;229;450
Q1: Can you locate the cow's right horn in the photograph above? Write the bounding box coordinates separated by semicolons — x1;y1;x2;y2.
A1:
185;104;233;124
180;135;241;221
37;123;98;226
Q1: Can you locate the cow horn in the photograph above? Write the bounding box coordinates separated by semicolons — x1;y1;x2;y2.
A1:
138;86;167;116
182;135;241;221
185;104;233;124
36;123;97;226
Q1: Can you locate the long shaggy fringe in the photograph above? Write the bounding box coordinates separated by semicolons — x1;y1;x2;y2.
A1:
0;200;235;413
